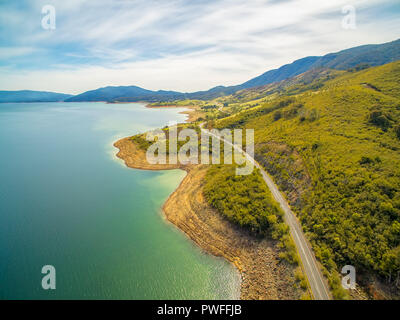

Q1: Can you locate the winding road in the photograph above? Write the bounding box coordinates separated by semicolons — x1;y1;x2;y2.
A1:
200;124;331;300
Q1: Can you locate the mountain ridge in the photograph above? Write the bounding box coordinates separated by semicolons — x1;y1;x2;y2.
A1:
2;38;399;103
0;90;73;103
67;38;400;102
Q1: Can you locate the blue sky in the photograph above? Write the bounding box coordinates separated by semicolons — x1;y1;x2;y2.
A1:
0;0;399;94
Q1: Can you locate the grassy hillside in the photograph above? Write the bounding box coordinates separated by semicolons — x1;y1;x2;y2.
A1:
213;61;400;297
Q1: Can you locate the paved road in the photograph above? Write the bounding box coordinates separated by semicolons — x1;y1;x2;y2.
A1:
200;124;331;300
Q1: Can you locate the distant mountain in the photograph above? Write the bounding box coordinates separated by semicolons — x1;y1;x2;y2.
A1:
65;86;185;102
188;85;242;100
4;38;399;103
239;38;400;89
66;38;400;102
223;68;344;103
0;90;73;103
239;56;320;89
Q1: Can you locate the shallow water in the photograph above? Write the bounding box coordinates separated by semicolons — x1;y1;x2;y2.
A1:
0;102;240;299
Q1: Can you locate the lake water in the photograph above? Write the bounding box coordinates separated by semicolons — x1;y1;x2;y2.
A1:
0;102;240;299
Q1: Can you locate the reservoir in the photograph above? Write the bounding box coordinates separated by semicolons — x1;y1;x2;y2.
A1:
0;102;240;299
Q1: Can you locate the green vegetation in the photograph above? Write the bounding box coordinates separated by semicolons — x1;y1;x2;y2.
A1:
215;97;296;129
201;104;218;110
368;109;392;131
203;165;282;234
131;134;153;151
131;126;302;266
132;61;400;298
347;63;371;73
273;110;282;121
148;99;204;107
130;124;202;156
211;61;400;298
203;165;299;265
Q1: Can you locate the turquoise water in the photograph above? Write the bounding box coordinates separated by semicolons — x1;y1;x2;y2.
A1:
0;102;240;299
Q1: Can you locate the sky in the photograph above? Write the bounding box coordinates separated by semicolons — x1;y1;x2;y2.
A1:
0;0;399;94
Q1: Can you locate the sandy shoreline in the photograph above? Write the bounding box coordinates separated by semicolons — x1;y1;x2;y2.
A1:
113;137;302;299
146;104;202;122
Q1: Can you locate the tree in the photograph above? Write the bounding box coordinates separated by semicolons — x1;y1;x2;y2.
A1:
368;110;391;131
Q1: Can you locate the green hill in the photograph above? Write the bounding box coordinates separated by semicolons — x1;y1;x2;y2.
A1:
212;61;400;297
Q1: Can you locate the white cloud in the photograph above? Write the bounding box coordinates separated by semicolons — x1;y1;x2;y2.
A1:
0;0;399;93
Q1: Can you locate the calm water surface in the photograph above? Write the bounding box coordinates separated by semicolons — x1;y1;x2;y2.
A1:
0;102;240;299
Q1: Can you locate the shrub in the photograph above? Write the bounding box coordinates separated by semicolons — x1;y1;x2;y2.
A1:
283;107;299;119
273;111;282;121
347;63;371;72
308;109;319;122
368;110;391;131
359;156;374;165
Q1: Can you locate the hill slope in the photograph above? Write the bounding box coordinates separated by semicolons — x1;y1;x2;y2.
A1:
240;38;400;89
212;61;400;298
